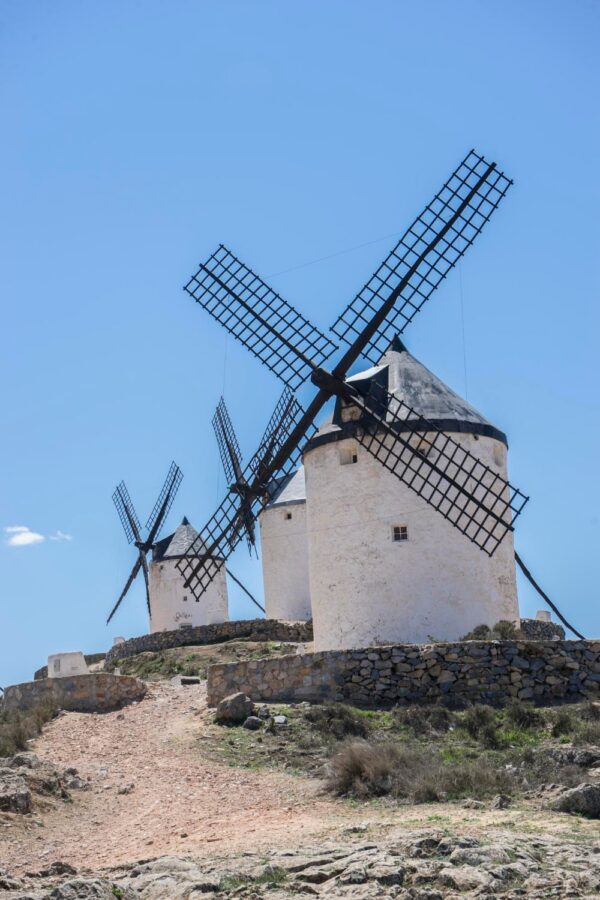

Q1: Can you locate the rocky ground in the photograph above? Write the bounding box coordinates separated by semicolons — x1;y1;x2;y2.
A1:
0;750;88;815
3;678;600;897
3;825;600;897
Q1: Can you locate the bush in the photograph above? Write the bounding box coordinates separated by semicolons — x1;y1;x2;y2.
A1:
504;700;543;731
303;703;370;741
575;721;600;746
460;624;492;641
552;710;575;738
0;700;57;757
327;740;515;802
460;620;522;641
581;702;600;722
394;704;453;736
327;740;400;797
462;705;501;747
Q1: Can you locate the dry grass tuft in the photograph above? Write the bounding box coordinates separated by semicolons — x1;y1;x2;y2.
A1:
326;739;514;802
303;703;370;740
0;700;57;757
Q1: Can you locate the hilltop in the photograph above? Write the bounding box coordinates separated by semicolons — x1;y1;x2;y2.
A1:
2;641;600;897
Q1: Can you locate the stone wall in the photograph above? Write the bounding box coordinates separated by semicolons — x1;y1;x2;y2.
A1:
3;674;146;713
207;639;600;708
34;652;107;681
105;618;313;665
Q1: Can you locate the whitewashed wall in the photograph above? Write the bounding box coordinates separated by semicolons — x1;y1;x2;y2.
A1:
259;502;311;621
304;433;519;651
48;652;89;679
149;559;228;633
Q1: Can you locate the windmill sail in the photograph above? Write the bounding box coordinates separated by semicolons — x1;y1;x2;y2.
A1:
112;482;143;544
146;462;183;539
330;150;512;365
179;149;526;600
213;397;243;485
184;245;337;390
107;462;182;624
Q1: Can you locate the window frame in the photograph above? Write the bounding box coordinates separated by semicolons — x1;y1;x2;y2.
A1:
392;524;409;543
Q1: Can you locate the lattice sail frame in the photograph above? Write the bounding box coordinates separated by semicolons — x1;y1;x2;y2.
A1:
184;245;338;391
348;380;528;556
177;394;312;599
112;482;142;544
249;387;303;477
213;397;243;485
331;150;512;364
145;461;183;537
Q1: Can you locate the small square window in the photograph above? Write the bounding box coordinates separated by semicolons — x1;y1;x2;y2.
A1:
392;525;408;542
183;595;188;602
285;512;292;520
340;445;358;466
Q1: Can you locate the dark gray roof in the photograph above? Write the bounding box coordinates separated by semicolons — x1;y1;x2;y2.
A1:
306;336;507;451
152;517;221;562
381;336;500;432
264;466;306;508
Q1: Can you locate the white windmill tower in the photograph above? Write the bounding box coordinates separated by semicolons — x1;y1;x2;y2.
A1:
149;517;229;631
259;465;311;621
303;336;519;649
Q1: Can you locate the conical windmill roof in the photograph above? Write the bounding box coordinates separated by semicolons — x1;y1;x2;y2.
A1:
306;336;507;451
264;466;306;509
152;517;220;561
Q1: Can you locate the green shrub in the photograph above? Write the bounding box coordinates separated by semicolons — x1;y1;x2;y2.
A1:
504;700;543;731
460;624;492;641
394;704;453;736
462;705;501;747
574;721;600;746
303;703;370;740
580;702;600;722
460;620;522;641
551;710;575;738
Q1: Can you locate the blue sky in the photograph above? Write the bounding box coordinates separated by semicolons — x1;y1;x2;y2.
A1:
1;0;598;687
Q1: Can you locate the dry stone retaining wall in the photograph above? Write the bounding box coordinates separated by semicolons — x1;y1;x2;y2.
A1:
3;674;146;713
207;639;600;708
105;618;313;665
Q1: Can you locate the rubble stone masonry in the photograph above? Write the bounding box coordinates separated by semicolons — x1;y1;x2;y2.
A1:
3;673;146;713
105;618;313;666
207;639;600;708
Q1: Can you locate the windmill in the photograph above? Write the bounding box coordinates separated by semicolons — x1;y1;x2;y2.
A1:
212;388;303;555
107;462;183;624
176;150;530;607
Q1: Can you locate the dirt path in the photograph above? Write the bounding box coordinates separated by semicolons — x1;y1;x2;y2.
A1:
0;683;351;874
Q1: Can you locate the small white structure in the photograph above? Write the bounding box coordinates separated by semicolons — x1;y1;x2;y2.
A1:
48;652;89;679
303;338;520;651
149;517;229;633
259;467;311;621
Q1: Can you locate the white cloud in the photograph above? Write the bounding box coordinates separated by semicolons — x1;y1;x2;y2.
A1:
4;526;45;547
49;530;73;542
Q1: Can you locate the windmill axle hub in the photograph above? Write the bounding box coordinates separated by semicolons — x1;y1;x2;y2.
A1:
310;366;356;402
